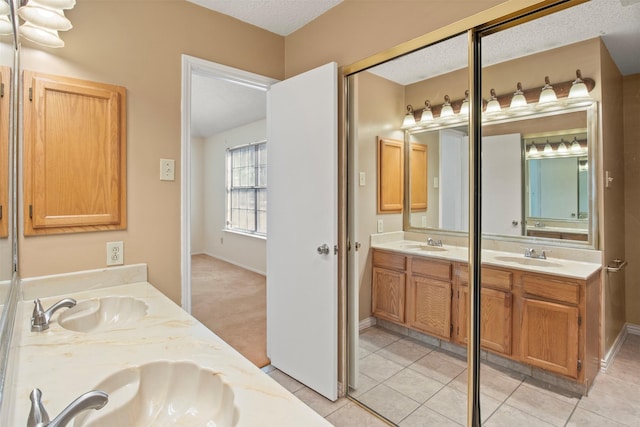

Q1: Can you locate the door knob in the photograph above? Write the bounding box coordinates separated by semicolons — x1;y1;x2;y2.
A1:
317;244;330;255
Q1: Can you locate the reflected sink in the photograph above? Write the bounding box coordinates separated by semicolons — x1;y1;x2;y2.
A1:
58;297;148;333
72;361;238;427
493;256;563;268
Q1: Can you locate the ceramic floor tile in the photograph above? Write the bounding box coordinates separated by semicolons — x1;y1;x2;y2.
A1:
398;405;462;426
293;387;349;417
325;401;392;427
577;373;640;425
408;351;466;385
505;381;577;426
267;369;305;393
357;384;421;425
375;337;433;367
359;344;372;360
450;364;524;402
566;407;627;427
483;404;555;427
360;353;405;383
423;385;501;425
349;372;379;398
519;377;581;405
360;327;402;352
384;368;445;404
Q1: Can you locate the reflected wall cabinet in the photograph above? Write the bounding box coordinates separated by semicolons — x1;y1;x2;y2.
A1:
377;137;403;213
23;71;127;235
0;66;10;238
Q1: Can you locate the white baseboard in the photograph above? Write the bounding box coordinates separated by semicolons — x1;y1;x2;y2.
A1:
200;252;266;276
359;317;377;331
601;323;640;371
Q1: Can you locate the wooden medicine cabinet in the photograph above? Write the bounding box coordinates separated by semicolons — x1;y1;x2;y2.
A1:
377;137;403;213
23;71;127;235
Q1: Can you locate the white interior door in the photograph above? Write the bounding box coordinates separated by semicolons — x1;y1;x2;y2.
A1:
482;134;522;235
266;62;338;401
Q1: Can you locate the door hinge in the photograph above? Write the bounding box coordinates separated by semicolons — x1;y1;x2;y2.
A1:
0;205;2;220
577;360;582;371
347;240;351;251
29;87;33;101
1;82;4;98
578;315;582;326
355;242;361;252
334;245;338;255
451;288;453;298
29;204;33;219
450;324;453;335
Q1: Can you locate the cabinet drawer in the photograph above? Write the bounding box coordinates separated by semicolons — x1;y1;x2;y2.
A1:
456;265;513;291
373;250;406;271
522;275;580;305
411;257;451;281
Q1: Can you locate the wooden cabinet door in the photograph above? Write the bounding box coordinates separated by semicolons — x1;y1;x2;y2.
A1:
372;267;406;323
521;298;579;378
0;66;9;238
23;71;126;235
377;137;403;213
457;286;512;355
410;143;427;211
408;275;451;339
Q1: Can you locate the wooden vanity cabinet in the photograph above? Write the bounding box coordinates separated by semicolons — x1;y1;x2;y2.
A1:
455;264;513;355
372;250;407;323
23;71;127;235
407;257;452;340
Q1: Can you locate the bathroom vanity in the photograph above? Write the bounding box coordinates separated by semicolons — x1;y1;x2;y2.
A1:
371;235;601;394
3;264;331;426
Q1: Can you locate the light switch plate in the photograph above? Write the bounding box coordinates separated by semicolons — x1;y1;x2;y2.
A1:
377;219;384;233
359;172;366;186
160;159;175;181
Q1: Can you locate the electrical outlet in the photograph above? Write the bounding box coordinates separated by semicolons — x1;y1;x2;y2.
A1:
160;159;175;181
106;241;124;266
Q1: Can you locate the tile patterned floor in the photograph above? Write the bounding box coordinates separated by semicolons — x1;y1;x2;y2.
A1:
266;328;640;426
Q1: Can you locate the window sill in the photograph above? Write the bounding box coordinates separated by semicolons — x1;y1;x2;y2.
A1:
223;229;267;241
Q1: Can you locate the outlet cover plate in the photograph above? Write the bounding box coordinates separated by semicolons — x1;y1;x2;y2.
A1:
107;241;124;266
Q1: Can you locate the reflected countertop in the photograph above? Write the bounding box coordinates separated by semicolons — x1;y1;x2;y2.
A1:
5;265;330;426
371;239;602;280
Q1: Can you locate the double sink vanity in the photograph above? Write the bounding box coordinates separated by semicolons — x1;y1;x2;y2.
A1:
2;265;330;426
370;231;602;395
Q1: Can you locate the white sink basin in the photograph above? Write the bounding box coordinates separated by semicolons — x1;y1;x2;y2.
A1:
493;255;562;268
72;361;238;427
57;297;148;333
400;243;447;252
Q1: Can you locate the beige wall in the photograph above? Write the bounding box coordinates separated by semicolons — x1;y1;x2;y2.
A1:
624;73;640;324
18;1;284;303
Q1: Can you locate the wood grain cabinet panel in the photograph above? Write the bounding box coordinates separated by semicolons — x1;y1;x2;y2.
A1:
410;143;427;211
377;137;403;213
0;66;10;238
407;275;451;339
23;71;127;235
372;267;406;323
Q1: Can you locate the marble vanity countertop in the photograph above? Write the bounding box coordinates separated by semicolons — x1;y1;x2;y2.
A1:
526;226;588;234
371;239;601;279
7;281;331;426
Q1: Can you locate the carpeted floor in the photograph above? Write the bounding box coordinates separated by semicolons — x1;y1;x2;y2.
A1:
191;254;269;368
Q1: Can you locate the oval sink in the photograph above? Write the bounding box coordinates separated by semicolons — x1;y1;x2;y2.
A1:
72;361;238;427
57;297;148;333
493;255;562;268
418;244;447;252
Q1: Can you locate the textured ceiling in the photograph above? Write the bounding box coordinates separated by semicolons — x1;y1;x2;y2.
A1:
189;0;640;138
187;0;343;36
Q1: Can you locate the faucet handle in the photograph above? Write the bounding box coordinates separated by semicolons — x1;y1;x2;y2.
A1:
28;388;50;427
31;300;47;331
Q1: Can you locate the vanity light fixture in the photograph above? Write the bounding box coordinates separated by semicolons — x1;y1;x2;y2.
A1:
557;139;568;154
459;90;469;115
568;69;590;99
485;88;501;113
509;82;528;110
543;140;554;155
420;100;434;123
0;15;12;36
440;95;454;118
570;136;584;154
538;76;558;104
402;104;416;128
528;142;539;156
17;0;76;48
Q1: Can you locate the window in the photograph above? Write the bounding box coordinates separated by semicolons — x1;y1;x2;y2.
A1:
226;141;267;236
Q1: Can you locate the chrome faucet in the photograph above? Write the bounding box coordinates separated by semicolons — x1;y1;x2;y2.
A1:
31;298;77;332
524;248;547;259
427;237;443;247
28;388;108;427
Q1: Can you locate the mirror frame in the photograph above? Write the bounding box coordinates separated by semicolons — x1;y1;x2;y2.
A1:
403;101;599;249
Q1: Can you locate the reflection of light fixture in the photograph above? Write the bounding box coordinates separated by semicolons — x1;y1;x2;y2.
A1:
510;82;527;110
402;104;416;128
420;100;434;123
0;1;10;16
459;90;469;115
0;15;12;36
543;140;553;155
17;0;76;48
440;95;454;118
486;88;501;113
539;76;558;104
570;137;584;153
568;69;590;99
528;142;539;156
557;139;568;154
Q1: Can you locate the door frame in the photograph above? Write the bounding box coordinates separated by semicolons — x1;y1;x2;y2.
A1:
180;55;278;313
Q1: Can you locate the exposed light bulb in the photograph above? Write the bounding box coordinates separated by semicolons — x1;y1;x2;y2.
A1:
543;140;554;155
528;143;539;156
570;137;583;153
557;139;568;154
459;90;469;115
